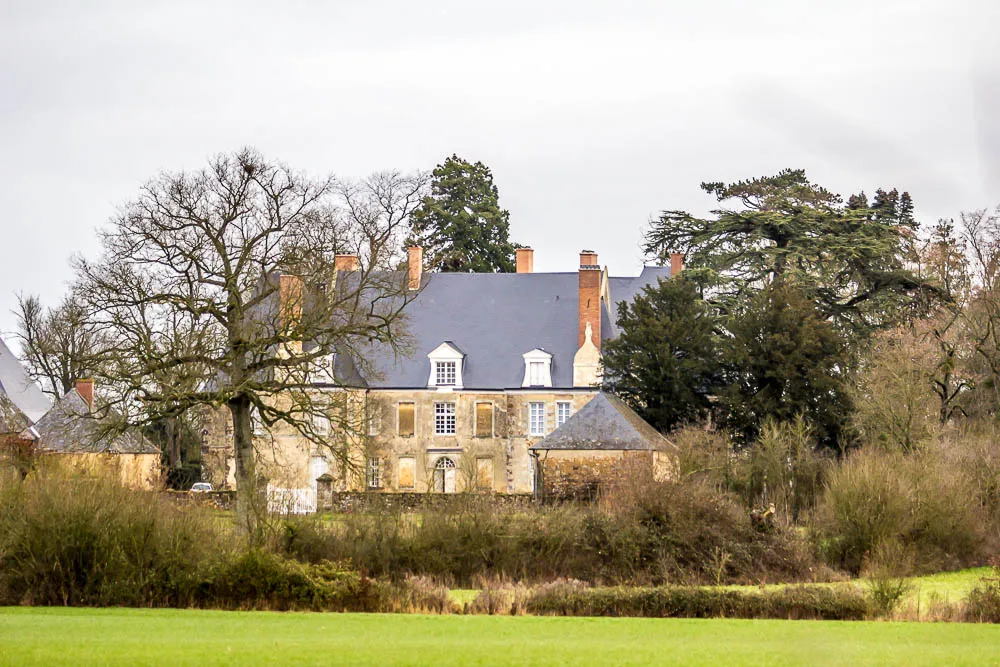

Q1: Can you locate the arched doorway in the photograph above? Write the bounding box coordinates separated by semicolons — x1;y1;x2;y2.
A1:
432;457;457;493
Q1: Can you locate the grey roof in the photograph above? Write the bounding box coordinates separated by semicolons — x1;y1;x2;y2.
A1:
529;392;675;451
360;266;670;389
0;337;51;426
29;389;159;455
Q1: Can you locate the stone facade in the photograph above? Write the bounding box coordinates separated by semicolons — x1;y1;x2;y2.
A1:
536;449;674;501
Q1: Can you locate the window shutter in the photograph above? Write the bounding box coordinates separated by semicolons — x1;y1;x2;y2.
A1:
398;403;415;437
476;403;493;437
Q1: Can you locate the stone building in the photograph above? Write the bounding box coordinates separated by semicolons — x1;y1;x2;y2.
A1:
201;246;679;511
529;391;676;501
27;380;161;490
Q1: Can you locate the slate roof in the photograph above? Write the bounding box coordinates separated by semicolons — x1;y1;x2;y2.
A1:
29;389;159;455
529;392;675;451
359;266;671;389
0;336;51;427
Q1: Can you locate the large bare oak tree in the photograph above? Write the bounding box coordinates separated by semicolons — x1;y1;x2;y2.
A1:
75;149;425;535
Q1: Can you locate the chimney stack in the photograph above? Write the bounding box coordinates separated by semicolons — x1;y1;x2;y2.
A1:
670;252;684;276
334;254;360;272
408;246;423;290
578;250;601;351
75;379;94;411
278;274;303;331
516;247;534;274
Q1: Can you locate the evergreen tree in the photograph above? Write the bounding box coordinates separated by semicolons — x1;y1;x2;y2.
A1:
643;169;937;339
602;277;722;432
721;283;852;449
408;155;519;272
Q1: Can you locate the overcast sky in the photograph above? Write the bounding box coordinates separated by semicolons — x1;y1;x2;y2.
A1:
1;1;997;340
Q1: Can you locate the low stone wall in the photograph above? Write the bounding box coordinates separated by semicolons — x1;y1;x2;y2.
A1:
324;491;535;513
164;489;237;511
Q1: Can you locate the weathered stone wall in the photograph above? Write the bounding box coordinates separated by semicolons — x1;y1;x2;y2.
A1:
323;490;534;513
538;449;659;501
198;388;602;504
37;452;162;490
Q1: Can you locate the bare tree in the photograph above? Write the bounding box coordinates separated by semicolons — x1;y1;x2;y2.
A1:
75;149;426;537
14;293;108;399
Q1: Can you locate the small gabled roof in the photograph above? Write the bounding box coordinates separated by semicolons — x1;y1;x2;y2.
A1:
0;337;51;427
530;392;674;452
28;389;159;455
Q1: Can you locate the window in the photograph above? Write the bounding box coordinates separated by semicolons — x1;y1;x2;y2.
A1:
427;342;465;388
397;402;415;437
313;414;331;436
397;456;415;489
367;405;381;436
312;353;337;383
556;401;572;427
476;457;494;490
475;402;494;437
433;457;457;493
521;349;553;387
435;402;456;435
366;457;383;489
435;361;456;386
529;402;546;436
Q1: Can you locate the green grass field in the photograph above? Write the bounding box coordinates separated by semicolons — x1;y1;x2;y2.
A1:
3;607;1000;666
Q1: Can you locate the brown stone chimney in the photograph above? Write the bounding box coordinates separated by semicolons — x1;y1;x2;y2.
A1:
516;247;534;274
408;246;423;290
278;274;303;331
75;379;94;411
334;254;360;271
670;252;684;276
578;250;601;351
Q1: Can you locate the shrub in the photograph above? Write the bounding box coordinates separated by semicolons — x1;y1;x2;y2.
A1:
815;447;987;574
467;576;530;615
964;563;1000;623
863;540;914;617
0;465;219;607
524;584;868;620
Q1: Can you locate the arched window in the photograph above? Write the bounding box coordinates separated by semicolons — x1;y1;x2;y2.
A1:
432;457;457;493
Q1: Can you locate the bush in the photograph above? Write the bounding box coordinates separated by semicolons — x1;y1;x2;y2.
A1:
815;447;987;574
964;563;1000;623
0;465;219;606
277;477;822;587
524;584;868;620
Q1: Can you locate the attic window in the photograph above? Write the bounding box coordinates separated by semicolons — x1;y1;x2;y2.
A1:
427;342;465;389
312;352;337;384
521;349;553;388
435;361;456;386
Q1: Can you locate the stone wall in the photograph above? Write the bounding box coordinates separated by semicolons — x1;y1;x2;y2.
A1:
537;449;659;501
323;491;535;513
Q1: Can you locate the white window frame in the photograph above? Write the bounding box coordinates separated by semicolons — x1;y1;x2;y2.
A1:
427;342;465;389
435;361;457;386
434;401;457;436
529;402;546;436
556;401;572;428
312;352;337;384
313;414;331;436
366;457;383;489
522;349;553;388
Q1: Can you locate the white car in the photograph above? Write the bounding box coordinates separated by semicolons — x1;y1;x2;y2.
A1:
189;482;213;493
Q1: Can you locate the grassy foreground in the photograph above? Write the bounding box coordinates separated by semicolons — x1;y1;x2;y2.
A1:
3;608;1000;666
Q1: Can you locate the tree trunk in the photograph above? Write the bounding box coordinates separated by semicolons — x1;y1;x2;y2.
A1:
229;395;263;544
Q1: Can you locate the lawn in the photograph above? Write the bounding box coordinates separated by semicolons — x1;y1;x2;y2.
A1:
3;607;1000;666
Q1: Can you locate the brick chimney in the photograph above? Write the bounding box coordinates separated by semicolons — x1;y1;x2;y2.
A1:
278;274;303;331
578;250;601;351
75;379;94;411
670;252;684;276
334;254;360;271
516;247;534;274
408;246;423;290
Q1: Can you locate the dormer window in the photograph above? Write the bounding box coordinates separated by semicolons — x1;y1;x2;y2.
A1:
427;342;465;389
522;349;553;388
435;361;457;386
311;352;337;384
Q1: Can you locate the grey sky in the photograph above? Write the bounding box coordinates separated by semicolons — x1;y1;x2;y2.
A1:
1;1;997;339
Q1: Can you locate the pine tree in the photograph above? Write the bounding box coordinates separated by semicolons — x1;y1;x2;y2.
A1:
602;277;722;432
407;155;520;272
